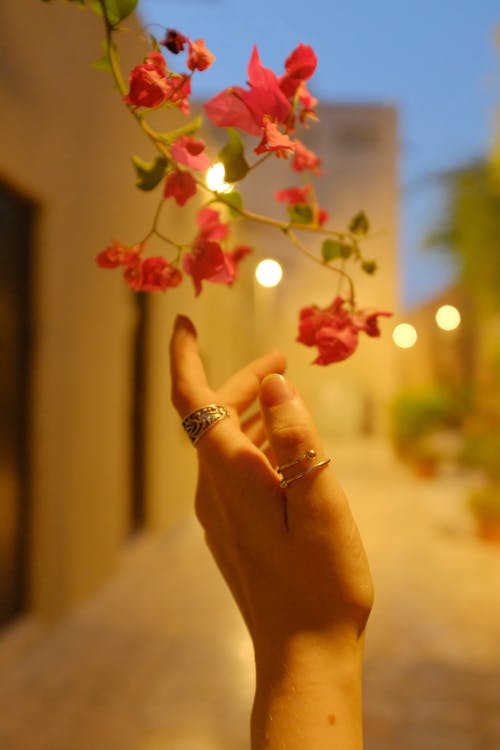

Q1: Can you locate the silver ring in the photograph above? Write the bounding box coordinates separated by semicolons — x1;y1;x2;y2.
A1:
276;449;331;489
182;404;229;446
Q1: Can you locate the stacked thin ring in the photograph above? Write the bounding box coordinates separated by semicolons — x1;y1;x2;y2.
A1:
276;449;331;489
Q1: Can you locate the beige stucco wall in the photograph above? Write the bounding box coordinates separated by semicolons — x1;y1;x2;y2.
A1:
1;0;144;617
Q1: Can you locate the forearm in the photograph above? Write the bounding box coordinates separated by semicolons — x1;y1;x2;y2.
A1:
251;633;365;750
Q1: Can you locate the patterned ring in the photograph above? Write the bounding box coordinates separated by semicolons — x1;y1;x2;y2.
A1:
181;404;229;446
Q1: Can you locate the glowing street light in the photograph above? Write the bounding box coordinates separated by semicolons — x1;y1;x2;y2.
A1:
435;304;461;331
205;162;233;193
255;259;283;288
392;323;417;349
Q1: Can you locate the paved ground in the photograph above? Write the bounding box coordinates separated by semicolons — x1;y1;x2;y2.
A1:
0;438;499;749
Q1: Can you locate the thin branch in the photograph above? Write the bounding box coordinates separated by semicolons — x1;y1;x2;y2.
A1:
285;228;356;304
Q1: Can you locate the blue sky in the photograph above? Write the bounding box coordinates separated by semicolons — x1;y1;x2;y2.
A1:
140;0;499;307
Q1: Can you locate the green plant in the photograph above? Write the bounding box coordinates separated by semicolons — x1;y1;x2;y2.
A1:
461;429;500;481
389;386;466;459
425;161;500;313
468;483;500;523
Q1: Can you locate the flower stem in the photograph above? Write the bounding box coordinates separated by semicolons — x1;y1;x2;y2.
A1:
285;228;356;304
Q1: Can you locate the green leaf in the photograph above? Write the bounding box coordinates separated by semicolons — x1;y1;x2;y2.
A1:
321;239;352;262
348;210;370;236
217;191;244;217
321;239;341;262
131;155;168;191
361;259;378;275
92;55;112;72
90;0;138;25
157;113;203;145
288;203;313;225
92;41;113;72
218;128;250;183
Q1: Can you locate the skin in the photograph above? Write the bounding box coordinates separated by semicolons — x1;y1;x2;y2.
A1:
170;314;374;749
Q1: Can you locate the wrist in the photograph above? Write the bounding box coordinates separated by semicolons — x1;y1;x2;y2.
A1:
251;630;366;750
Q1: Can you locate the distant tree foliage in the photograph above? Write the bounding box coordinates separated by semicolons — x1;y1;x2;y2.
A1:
426;161;500;312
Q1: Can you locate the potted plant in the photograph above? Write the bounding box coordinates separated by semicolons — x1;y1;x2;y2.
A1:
389;386;467;477
390;386;467;476
468;484;500;543
462;429;500;543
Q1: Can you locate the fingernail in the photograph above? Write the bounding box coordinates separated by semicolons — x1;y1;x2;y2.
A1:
260;373;294;407
175;314;196;335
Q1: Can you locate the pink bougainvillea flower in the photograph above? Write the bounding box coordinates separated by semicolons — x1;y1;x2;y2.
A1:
314;325;360;365
297;297;350;347
297;296;392;365
96;241;181;293
164;169;197;206
296;82;319;125
122;247;142;269
352;309;393;337
226;245;252;280
279;43;317;98
96;241;143;269
187;38;215;72
204;45;291;137
164;74;191;114
170;136;211;171
183;207;252;296
292;138;322;174
123;264;143;291
161;29;188;54
297;298;359;364
183;240;235;296
275;184;312;205
285;43;317;81
96;241;125;269
243;46;292;126
255;119;295;157
318;208;329;226
196;206;229;242
204;87;259;134
124;52;170;110
140;256;183;291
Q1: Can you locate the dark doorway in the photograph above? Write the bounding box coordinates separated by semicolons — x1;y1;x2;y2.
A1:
130;292;147;533
0;180;34;626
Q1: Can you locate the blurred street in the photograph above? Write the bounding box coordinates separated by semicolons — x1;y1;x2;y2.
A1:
0;437;499;750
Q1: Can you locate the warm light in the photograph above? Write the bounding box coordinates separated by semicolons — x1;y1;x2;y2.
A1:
435;304;461;331
392;323;417;349
255;259;283;288
205;162;233;193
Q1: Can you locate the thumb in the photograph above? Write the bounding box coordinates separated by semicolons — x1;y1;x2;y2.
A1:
259;374;331;494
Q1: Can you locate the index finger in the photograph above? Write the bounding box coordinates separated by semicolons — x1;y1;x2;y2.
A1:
170;315;246;455
170;314;214;417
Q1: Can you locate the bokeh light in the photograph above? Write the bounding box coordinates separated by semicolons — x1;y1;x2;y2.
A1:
435;304;461;331
392;323;418;349
205;162;233;193
255;259;283;288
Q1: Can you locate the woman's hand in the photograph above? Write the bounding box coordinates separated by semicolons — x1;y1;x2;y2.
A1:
170;314;373;749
